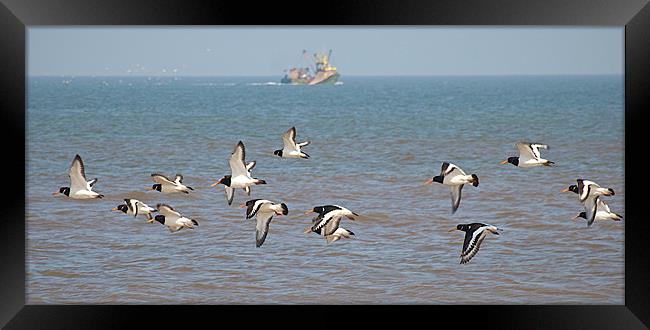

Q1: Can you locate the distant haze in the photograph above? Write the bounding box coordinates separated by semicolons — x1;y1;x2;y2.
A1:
28;27;623;77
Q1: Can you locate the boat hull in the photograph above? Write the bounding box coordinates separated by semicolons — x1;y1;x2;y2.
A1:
281;71;340;85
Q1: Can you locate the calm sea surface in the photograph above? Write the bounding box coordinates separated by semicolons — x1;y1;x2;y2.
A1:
27;75;624;304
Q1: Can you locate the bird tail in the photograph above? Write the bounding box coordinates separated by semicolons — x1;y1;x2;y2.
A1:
192;219;199;226
96;194;105;199
543;161;555;167
471;174;479;187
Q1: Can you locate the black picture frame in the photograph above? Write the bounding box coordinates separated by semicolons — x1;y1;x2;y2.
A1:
2;0;649;328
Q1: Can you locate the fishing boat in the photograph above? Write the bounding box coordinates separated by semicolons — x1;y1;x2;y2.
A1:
281;50;340;85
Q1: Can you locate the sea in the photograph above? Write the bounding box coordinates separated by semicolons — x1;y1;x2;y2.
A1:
26;75;624;304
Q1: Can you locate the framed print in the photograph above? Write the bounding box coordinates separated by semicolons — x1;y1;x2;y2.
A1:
1;0;649;328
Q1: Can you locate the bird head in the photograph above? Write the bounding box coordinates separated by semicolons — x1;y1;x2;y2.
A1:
112;204;129;213
279;203;289;216
211;175;231;187
305;206;324;215
448;224;465;232
154;215;166;225
499;157;519;166
561;185;579;194
53;187;70;196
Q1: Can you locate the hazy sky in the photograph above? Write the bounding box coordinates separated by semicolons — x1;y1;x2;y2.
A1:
28;27;623;76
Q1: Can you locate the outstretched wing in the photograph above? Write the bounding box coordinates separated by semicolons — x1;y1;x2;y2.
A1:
450;184;464;214
297;141;310;147
69;155;89;192
577;179;599;203
151;173;175;185
245;199;268;219
597;198;611;213
124;198;139;217
156;203;181;221
517;142;547;160
584;196;599;227
460;227;488;264
441;162;467;177
229;141;248;178
225;186;235;205
255;210;274;247
281;127;298;150
246;161;256;171
313;214;343;237
529;143;548;159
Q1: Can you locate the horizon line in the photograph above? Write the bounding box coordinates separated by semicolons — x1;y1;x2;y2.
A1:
28;73;623;78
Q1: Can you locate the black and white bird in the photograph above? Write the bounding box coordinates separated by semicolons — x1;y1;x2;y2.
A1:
153;203;199;232
241;199;289;247
212;141;267;205
573;198;623;224
112;198;157;222
53;154;104;199
561;179;616;227
424;162;479;214
500;142;554;167
274;126;310;159
149;173;194;194
304;205;358;243
449;223;501;264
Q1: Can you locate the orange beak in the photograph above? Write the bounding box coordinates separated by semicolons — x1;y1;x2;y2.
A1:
304;210;315;215
239;204;246;208
499;160;509;165
111;207;119;211
211;181;221;187
560;187;571;193
52;191;59;195
448;228;458;232
423;178;433;185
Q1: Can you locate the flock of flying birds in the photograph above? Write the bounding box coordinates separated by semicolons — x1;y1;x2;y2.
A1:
52;128;622;264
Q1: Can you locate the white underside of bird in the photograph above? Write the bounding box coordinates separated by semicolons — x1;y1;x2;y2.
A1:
214;141;265;205
156;204;198;232
427;162;478;214
244;199;288;247
278;127;310;158
151;173;193;194
71;189;101;199
502;142;553;167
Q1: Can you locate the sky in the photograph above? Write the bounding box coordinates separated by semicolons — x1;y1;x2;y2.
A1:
28;27;623;76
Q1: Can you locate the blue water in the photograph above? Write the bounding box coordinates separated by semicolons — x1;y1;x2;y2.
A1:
27;75;624;303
